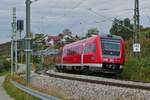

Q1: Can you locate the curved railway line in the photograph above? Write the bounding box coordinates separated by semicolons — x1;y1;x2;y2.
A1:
45;70;150;91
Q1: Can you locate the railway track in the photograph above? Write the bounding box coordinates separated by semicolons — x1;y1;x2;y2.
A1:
45;70;150;91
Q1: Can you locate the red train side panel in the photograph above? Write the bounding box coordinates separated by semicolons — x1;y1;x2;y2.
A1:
56;35;125;74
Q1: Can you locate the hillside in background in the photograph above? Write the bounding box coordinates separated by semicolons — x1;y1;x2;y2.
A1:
0;42;11;72
0;42;10;59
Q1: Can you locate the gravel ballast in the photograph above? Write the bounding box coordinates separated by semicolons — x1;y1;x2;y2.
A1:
31;72;150;100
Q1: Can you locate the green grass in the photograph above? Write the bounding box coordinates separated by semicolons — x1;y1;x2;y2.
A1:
3;75;39;100
119;38;150;83
0;70;9;76
120;57;150;83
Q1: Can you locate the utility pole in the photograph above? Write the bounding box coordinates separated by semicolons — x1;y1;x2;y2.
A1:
11;8;17;74
11;8;15;74
11;31;14;74
14;25;18;73
133;0;140;59
25;0;32;85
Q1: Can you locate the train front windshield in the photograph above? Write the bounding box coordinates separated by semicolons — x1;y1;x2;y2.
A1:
101;39;121;57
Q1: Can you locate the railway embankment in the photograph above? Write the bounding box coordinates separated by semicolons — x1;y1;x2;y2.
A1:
31;71;150;100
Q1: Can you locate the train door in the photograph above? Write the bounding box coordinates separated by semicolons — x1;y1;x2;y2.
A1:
83;42;96;64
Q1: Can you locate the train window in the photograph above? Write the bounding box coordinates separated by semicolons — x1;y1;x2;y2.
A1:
63;49;67;56
72;48;76;55
79;46;83;54
101;39;121;57
66;48;76;56
76;46;82;54
75;47;79;55
70;48;73;55
65;45;83;56
91;44;96;52
102;41;120;51
85;45;90;53
85;44;96;54
67;49;70;55
70;48;74;55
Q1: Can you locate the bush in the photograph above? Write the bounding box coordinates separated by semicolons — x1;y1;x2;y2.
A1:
3;60;11;70
33;56;41;63
0;60;10;73
44;62;55;70
119;37;150;82
34;64;44;74
121;57;150;82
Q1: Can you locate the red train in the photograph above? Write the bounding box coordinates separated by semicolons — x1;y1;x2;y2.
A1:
56;34;125;74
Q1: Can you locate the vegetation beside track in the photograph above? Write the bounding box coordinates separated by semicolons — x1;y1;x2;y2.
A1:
0;59;10;76
120;38;150;82
0;42;11;76
4;74;66;100
3;75;39;100
0;70;9;76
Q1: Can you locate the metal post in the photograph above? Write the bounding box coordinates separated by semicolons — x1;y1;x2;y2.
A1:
21;45;23;64
11;8;17;73
133;0;140;59
15;36;18;72
11;8;14;74
19;31;21;64
25;0;32;85
11;39;13;74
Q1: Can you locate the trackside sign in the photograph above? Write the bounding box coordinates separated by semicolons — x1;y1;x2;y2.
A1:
133;43;141;52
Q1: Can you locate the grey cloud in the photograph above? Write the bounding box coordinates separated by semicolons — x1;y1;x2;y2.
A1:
0;0;150;43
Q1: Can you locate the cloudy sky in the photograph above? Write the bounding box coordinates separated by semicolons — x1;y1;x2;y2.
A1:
0;0;150;43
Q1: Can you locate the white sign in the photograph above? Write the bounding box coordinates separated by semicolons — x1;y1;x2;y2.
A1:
133;43;141;52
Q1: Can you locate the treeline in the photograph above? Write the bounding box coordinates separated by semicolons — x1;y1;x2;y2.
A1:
0;42;11;73
0;60;10;73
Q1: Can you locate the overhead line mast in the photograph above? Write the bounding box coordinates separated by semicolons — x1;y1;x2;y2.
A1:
25;0;32;85
133;0;140;59
11;7;17;74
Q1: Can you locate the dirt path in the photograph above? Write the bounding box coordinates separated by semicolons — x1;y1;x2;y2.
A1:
0;76;14;100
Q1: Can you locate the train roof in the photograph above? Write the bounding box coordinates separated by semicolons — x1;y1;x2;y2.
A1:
64;35;98;48
100;34;123;40
64;34;123;48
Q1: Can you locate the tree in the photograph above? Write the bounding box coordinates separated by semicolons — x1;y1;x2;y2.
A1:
110;18;134;40
53;41;64;49
63;29;72;36
86;28;99;37
74;35;80;40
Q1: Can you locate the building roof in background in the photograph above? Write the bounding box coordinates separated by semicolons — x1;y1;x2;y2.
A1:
47;36;61;42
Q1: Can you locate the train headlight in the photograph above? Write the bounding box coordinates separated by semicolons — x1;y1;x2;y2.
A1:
120;65;123;69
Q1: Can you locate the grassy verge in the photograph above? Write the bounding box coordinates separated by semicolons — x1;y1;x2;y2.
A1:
3;75;39;100
12;75;66;100
119;38;150;83
0;58;11;76
3;74;67;100
0;70;9;76
120;57;150;83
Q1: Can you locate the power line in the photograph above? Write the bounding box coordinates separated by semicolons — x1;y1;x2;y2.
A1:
41;0;88;30
72;0;86;9
87;8;134;32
